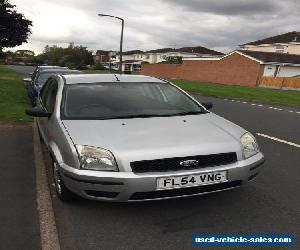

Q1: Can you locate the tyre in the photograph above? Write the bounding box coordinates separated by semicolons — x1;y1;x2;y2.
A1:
52;160;76;202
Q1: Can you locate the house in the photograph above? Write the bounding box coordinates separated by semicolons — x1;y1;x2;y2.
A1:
239;50;300;77
114;50;144;72
240;31;300;55
94;50;116;64
112;46;223;72
144;46;223;64
141;50;300;86
116;46;223;64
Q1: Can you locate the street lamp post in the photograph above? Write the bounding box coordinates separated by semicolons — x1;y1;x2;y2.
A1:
98;14;124;74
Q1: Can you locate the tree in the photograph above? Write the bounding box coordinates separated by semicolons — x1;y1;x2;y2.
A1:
15;49;35;57
163;56;183;64
0;0;32;51
36;43;94;69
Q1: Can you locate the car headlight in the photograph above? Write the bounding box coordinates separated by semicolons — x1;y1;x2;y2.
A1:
241;132;259;159
76;145;118;171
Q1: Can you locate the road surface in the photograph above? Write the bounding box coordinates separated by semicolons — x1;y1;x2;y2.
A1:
9;65;300;250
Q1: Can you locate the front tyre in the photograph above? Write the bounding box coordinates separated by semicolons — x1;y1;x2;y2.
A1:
52;160;76;202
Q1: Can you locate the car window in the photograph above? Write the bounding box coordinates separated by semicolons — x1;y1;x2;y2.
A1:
40;80;52;105
40;80;58;112
62;82;204;120
45;82;58;112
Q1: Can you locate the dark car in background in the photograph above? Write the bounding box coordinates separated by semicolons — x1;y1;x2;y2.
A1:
25;68;82;105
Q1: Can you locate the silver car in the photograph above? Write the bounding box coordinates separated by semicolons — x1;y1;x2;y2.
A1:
26;74;265;202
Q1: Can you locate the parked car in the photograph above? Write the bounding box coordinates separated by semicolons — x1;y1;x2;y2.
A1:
23;66;69;88
30;65;69;79
26;74;265;202
26;68;81;105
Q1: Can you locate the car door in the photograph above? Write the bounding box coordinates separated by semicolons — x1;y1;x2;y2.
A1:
37;79;58;145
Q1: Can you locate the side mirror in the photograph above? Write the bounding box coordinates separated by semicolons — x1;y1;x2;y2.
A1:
23;78;32;83
25;107;52;117
201;102;213;110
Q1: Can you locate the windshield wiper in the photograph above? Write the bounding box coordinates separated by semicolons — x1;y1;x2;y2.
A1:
106;111;207;120
168;110;208;116
107;114;164;119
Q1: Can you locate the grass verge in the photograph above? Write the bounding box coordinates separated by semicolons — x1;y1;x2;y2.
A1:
0;65;32;123
171;80;300;106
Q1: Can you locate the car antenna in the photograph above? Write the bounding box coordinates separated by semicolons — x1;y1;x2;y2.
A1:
114;74;120;81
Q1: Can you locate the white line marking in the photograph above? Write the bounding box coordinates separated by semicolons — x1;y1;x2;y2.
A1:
218;97;299;114
256;133;300;148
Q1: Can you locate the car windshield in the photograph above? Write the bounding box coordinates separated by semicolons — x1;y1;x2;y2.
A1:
62;82;206;120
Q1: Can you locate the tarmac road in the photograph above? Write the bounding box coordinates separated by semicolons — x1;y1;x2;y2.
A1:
49;95;299;250
9;65;300;250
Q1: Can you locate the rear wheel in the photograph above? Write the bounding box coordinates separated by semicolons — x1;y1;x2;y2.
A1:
52;160;76;202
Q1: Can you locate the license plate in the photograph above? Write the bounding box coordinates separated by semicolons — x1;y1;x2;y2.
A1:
157;171;227;190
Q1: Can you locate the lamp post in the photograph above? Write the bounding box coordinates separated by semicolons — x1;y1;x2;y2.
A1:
98;14;124;74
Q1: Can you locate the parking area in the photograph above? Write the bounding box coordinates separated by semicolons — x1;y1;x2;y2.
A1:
7;66;300;250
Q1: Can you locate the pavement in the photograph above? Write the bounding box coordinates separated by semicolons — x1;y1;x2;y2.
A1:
0;65;41;250
4;65;300;250
0;124;41;250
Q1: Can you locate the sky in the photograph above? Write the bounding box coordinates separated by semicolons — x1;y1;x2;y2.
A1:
9;0;300;55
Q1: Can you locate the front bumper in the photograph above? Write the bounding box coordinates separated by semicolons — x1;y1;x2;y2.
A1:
60;152;265;202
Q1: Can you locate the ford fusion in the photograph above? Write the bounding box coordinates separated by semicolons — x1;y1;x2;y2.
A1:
25;74;265;202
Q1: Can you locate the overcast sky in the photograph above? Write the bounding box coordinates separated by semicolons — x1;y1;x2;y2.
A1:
10;0;300;54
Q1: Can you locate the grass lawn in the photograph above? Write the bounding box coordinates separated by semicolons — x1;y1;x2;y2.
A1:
0;65;32;123
171;80;300;106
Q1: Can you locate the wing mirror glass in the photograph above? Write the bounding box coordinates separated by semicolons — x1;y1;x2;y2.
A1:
23;78;32;83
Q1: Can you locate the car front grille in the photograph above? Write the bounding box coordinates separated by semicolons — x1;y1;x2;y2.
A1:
130;152;237;173
129;180;242;200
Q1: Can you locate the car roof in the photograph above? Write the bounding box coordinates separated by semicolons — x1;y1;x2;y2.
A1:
38;66;68;69
39;69;81;74
61;74;166;84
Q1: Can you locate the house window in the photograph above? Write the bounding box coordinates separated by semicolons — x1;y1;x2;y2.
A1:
275;45;284;53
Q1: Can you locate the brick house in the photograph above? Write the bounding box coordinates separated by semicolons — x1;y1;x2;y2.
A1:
141;50;300;86
94;50;116;64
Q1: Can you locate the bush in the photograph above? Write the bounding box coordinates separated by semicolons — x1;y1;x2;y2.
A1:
93;63;105;70
65;62;76;69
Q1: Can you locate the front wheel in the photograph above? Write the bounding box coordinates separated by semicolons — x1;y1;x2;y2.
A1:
52;160;76;202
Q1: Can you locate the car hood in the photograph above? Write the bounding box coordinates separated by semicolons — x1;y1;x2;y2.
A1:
62;113;246;166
